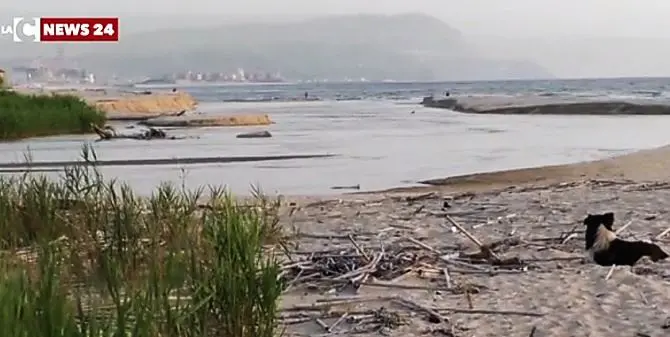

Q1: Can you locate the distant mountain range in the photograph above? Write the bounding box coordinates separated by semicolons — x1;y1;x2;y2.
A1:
0;13;554;81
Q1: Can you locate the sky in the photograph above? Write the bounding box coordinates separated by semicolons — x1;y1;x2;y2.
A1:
4;0;670;38
4;0;670;78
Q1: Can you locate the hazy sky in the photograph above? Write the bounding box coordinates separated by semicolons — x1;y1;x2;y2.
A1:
5;0;670;38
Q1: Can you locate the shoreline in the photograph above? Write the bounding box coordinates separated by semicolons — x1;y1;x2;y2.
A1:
354;143;670;197
422;95;670;115
277;142;670;335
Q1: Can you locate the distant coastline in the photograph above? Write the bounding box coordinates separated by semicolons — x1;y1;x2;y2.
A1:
132;81;295;89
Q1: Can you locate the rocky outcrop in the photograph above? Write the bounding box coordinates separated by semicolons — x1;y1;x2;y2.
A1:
140;114;273;127
422;95;670;115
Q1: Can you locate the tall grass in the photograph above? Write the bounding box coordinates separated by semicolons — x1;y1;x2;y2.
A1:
0;144;285;336
0;90;106;140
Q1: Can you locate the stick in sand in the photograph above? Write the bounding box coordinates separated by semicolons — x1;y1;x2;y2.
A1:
605;265;616;280
655;226;670;240
444;215;501;261
614;220;633;235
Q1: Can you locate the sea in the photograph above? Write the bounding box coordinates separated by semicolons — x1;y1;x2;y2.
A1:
3;77;670;196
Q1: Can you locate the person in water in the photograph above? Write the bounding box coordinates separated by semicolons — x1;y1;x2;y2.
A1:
445;91;450;97
304;91;309;100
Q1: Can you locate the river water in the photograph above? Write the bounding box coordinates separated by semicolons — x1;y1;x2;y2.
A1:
3;78;670;195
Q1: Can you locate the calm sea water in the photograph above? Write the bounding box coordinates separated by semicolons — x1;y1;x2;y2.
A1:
3;78;670;196
179;77;670;103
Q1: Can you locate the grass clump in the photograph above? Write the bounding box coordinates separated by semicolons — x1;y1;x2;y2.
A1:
0;90;106;140
0;144;286;337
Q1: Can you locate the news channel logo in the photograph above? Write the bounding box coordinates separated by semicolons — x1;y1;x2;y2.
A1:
0;17;40;42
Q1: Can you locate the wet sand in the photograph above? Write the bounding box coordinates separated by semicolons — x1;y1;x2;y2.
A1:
279;145;670;336
423;95;670;115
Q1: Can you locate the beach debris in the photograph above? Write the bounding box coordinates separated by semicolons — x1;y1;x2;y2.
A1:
331;184;361;190
92;124;183;141
236;130;272;138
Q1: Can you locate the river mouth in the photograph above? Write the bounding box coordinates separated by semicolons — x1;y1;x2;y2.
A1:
2;97;670;196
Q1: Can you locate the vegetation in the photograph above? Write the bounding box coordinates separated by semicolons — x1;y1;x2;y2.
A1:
0;144;286;336
0;90;105;140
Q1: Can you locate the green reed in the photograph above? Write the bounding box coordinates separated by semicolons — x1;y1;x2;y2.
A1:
0;143;286;336
0;90;106;140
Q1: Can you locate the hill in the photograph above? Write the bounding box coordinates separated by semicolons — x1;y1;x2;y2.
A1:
1;13;553;81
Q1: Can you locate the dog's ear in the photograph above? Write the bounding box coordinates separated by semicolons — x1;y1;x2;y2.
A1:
603;212;614;227
583;213;593;225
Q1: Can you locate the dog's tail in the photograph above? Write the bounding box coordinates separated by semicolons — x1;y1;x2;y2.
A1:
637;241;670;262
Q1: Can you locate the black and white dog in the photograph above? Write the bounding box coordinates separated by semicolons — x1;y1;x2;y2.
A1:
583;212;668;266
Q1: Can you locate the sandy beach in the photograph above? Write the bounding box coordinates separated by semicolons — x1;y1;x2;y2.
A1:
278;145;670;336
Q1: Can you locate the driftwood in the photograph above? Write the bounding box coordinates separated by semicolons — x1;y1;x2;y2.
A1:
273;178;670;335
92;124;179;141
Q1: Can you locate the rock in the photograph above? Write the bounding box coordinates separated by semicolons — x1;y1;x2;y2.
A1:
330;184;361;190
236;130;272;138
421;97;459;110
422;95;670;115
421;95;435;105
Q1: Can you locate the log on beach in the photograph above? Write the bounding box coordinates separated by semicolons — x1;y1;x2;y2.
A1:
421;95;670;115
92;124;170;141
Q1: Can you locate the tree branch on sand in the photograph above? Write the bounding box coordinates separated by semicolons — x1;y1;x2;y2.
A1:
91;124;183;141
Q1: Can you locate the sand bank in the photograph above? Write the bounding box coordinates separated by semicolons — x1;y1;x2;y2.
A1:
13;87;275;127
12;87;198;118
89;92;197;117
370;144;670;196
140;113;273;127
422;95;670;115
